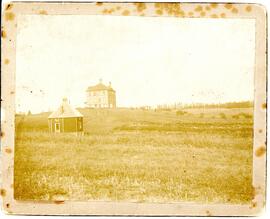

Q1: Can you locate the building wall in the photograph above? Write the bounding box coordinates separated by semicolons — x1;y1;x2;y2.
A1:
108;90;116;108
63;117;78;132
86;90;116;108
48;117;83;132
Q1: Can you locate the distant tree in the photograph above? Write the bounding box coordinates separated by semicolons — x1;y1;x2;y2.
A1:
182;101;253;109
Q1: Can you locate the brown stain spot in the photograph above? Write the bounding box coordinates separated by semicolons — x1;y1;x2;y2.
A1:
107;9;114;14
5;4;13;11
262;103;267;109
54;200;65;204
156;9;163;15
224;3;233;10
122;10;130;16
180;11;185;17
220;13;226;18
4;59;10;64
167;10;173;16
5;147;12;154
153;3;182;17
231;7;238;14
205;6;211;11
154;3;162;9
246;5;252;12
175;10;185;17
0;131;4;138
255;146;266;157
211;14;218;18
39;10;48;15
200;11;206;17
116;6;121;11
259;129;263;133
5;12;15;21
133;3;146;13
250;201;257;209
1;30;7;38
0;189;6;197
10;91;15;94
194;5;203;12
210;3;218;9
6;203;10;208
96;2;103;6
206;210;212;216
102;9;109;14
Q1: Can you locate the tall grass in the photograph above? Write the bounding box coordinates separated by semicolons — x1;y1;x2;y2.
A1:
14;108;253;204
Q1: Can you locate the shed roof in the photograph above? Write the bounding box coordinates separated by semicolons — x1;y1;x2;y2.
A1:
48;98;83;119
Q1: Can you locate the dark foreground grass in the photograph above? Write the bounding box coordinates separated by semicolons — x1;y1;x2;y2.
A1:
14;108;253;204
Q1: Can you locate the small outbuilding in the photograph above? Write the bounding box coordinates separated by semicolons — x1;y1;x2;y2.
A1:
48;98;83;134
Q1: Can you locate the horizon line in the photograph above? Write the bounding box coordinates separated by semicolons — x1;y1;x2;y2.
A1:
16;100;254;114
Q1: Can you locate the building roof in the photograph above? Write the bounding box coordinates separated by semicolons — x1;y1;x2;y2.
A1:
48;98;83;119
86;81;115;92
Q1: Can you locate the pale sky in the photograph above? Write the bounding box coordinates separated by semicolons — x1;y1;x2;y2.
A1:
16;15;255;113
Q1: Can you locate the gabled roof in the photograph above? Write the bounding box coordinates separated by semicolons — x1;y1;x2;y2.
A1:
48;98;83;119
86;82;115;92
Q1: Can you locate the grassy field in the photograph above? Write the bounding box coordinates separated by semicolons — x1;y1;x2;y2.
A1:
14;107;253;204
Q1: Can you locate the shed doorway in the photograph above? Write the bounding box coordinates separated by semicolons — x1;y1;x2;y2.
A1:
55;123;60;133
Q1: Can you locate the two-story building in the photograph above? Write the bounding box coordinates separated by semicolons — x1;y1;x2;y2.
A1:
86;80;116;108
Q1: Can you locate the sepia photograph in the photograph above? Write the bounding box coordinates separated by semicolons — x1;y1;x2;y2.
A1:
1;1;267;216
